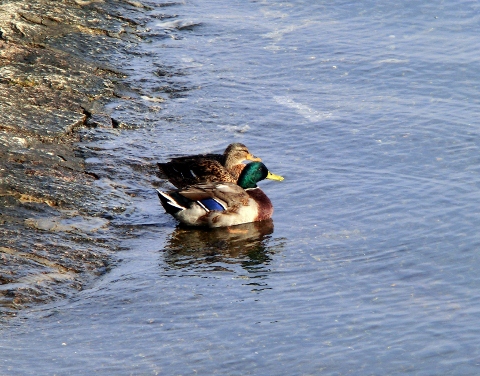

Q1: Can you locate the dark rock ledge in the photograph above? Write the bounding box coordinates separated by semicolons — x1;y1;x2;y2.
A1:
0;0;148;316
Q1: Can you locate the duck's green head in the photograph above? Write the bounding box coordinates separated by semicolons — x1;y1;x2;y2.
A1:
237;162;284;189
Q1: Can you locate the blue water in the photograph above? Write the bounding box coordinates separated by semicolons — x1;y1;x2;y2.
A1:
2;0;480;374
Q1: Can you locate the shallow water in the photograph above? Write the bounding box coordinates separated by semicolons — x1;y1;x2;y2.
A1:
2;0;480;374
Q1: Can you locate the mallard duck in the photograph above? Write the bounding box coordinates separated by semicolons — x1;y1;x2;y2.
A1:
156;162;284;227
157;143;261;188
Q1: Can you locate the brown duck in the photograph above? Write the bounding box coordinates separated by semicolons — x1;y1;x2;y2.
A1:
157;143;261;188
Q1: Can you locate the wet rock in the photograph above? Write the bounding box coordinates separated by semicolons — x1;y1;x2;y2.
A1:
25;215;109;232
85;113;114;128
0;0;148;316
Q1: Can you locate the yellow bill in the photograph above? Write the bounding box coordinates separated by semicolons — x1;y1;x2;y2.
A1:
266;171;284;181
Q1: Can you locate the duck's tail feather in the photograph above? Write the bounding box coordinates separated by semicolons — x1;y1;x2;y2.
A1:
157;162;196;188
156;189;185;215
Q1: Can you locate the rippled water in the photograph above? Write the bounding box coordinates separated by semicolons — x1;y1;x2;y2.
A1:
2;0;480;374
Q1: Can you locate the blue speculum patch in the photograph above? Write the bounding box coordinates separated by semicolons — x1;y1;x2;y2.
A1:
200;198;225;211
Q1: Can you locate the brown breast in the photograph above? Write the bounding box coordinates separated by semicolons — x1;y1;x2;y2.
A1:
247;188;273;221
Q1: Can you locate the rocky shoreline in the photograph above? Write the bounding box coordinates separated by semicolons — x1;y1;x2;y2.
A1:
0;0;151;315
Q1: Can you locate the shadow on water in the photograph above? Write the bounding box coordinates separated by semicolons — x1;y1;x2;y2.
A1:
162;220;277;275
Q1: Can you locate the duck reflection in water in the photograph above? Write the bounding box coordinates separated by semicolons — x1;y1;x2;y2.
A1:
163;219;276;274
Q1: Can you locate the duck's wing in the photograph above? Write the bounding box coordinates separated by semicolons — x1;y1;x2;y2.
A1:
158;158;235;188
179;182;250;208
168;153;223;164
